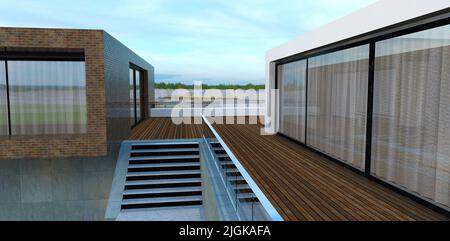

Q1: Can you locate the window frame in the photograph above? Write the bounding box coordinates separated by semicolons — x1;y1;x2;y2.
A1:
274;14;450;215
129;63;145;128
0;49;86;136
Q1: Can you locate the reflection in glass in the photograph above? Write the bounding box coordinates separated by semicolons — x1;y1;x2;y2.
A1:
372;25;450;208
307;45;369;169
136;70;141;122
129;68;135;126
8;61;87;135
0;61;8;135
278;60;307;143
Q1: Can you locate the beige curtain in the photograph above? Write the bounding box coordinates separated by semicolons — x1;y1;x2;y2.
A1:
307;45;369;169
279;60;307;143
8;61;87;135
372;25;450;209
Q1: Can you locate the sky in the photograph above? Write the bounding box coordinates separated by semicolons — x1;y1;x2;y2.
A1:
0;0;378;85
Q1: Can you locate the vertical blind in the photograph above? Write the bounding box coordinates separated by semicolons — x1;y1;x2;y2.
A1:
307;45;369;169
8;61;87;135
372;25;450;208
278;60;307;143
0;61;8;136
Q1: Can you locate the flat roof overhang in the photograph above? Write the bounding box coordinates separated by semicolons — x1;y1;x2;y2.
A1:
266;0;450;64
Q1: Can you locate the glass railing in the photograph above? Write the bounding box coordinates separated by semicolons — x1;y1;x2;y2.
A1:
201;114;283;221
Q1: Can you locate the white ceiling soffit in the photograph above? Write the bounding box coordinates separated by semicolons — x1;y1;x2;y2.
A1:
266;0;450;62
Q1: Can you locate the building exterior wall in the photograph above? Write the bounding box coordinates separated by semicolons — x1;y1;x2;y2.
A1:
265;0;450;134
265;1;450;212
103;32;154;147
0;27;154;220
0;27;154;160
0;27;107;159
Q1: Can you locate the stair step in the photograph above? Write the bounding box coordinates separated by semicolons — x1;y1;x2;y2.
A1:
124;186;202;195
128;162;200;172
237;193;256;198
238;197;259;203
221;163;236;169
131;142;199;150
229;177;247;185
216;154;229;158
121;196;203;209
125;178;202;189
210;142;221;148
129;157;200;165
130;148;199;157
225;169;242;177
126;170;201;181
214;150;227;155
130;155;200;161
234;187;253;194
123;187;202;199
127;170;201;177
131;148;199;153
218;157;231;162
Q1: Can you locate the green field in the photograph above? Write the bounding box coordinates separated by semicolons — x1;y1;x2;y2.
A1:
0;104;87;125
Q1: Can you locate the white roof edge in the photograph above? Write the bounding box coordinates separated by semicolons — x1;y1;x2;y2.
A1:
267;0;450;62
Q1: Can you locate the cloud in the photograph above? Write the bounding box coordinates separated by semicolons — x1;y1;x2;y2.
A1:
0;0;377;84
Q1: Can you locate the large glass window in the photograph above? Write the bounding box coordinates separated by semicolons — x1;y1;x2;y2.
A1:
372;24;450;208
0;61;8;136
8;61;87;135
307;45;369;169
278;60;307;143
130;67;143;127
136;70;141;122
130;68;135;127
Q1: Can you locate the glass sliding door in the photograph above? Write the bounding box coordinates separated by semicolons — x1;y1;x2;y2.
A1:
130;68;136;127
278;60;307;143
8;61;87;135
372;24;450;209
307;45;369;169
130;67;144;127
135;70;141;122
0;61;8;136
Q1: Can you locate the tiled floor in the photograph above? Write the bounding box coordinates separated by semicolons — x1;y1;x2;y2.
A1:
0;154;117;221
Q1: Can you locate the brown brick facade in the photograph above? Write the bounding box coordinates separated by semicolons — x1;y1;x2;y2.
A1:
0;28;107;159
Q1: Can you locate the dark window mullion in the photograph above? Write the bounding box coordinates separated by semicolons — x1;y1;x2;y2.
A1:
305;58;309;145
133;69;137;126
365;42;376;176
4;60;11;136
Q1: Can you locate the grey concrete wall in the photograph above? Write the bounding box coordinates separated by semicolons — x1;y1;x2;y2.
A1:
0;155;116;220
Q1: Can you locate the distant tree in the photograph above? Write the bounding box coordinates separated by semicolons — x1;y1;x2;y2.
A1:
154;82;265;90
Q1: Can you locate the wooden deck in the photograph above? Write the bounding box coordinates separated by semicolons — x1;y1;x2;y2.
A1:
129;118;203;140
128;117;448;221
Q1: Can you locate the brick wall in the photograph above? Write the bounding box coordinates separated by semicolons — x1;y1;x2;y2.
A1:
0;27;107;159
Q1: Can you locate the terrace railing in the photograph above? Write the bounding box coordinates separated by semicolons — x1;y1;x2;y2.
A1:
201;114;283;221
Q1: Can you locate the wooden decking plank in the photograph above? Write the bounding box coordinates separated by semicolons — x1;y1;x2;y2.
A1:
127;117;448;221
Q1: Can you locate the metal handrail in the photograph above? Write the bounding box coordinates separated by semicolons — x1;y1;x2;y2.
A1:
201;114;284;221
